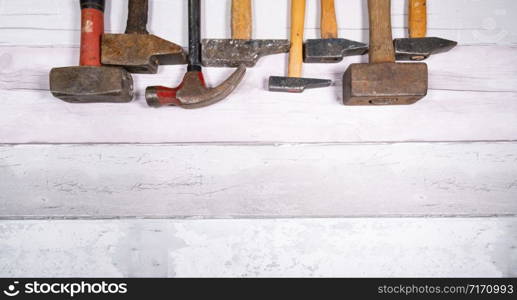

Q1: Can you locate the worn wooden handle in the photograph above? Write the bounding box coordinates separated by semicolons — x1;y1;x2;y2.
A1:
368;0;395;63
288;0;305;78
232;0;252;39
409;0;427;38
126;0;149;34
321;0;338;39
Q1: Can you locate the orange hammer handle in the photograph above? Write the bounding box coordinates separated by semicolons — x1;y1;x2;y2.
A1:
409;0;427;38
232;0;252;39
321;0;338;39
79;0;105;66
288;0;305;78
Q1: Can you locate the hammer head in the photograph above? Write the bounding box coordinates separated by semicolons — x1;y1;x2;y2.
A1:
343;63;428;105
201;39;291;67
268;76;332;93
146;65;246;109
49;66;134;103
394;37;457;61
102;34;187;74
304;38;368;63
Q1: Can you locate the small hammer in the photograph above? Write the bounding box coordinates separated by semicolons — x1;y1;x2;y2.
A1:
343;0;428;105
269;0;332;93
202;0;291;68
102;0;187;73
50;0;133;103
146;0;246;109
394;0;457;61
304;0;368;63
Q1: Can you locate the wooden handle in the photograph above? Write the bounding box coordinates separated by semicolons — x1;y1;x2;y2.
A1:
368;0;395;64
321;0;338;39
232;0;252;39
409;0;427;38
288;0;305;78
79;0;105;66
126;0;149;34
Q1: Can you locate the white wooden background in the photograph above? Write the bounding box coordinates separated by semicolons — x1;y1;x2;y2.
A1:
0;0;516;277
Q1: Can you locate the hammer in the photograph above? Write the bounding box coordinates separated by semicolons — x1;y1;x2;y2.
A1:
304;0;368;63
49;0;133;103
146;0;246;109
202;0;291;68
269;0;332;93
102;0;187;74
394;0;457;61
343;0;428;105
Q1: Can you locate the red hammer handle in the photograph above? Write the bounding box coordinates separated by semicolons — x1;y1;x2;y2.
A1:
79;0;105;66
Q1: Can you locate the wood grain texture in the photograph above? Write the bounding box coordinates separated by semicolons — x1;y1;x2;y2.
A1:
231;0;252;39
288;0;305;78
1;218;515;277
0;45;516;144
368;0;395;63
320;0;338;39
1;142;516;219
409;0;427;38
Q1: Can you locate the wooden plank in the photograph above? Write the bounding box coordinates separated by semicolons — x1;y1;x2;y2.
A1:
0;217;515;277
1;142;516;218
0;45;516;144
0;0;515;46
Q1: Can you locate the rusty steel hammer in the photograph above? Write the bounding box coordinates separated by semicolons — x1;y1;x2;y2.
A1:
343;0;428;105
304;0;368;63
146;0;246;109
202;0;290;67
50;0;133;103
102;0;187;74
394;0;457;61
269;0;331;93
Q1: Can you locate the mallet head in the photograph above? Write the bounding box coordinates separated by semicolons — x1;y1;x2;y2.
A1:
304;38;368;63
102;34;187;74
268;76;332;93
49;66;134;103
201;39;291;68
146;65;246;109
343;62;428;105
394;37;457;61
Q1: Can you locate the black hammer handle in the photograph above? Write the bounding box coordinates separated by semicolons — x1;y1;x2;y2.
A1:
188;0;202;71
126;0;149;34
80;0;105;11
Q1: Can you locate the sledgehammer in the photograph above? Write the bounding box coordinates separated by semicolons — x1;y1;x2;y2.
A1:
102;0;187;73
394;0;457;61
202;0;290;67
49;0;133;103
342;0;428;105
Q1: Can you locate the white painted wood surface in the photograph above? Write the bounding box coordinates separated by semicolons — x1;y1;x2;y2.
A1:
0;0;516;277
1;218;516;277
1;142;516;218
1;45;517;143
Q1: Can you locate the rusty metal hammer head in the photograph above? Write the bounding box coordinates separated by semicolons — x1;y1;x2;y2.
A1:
304;0;368;63
50;0;133;103
343;0;428;106
202;0;290;67
102;0;187;74
146;0;245;109
394;37;457;61
394;0;457;61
